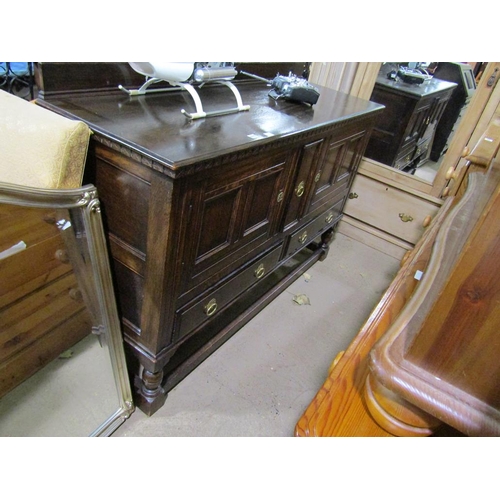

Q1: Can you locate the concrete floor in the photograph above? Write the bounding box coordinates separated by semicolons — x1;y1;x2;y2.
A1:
113;232;400;437
0;232;400;437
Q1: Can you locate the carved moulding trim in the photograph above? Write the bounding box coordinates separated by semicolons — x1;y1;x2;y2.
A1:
92;113;377;180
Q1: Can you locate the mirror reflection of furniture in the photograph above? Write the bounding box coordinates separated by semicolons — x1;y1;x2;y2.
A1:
0;90;134;436
309;62;500;263
364;63;457;174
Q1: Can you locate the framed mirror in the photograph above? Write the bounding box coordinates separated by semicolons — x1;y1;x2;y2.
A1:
309;62;500;199
0;184;134;436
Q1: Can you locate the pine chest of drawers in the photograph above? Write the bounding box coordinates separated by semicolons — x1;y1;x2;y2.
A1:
38;80;384;414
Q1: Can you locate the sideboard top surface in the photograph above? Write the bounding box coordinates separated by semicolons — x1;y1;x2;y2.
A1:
37;82;384;174
374;74;457;99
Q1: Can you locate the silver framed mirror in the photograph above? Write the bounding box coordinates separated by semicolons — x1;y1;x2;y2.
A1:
0;183;134;436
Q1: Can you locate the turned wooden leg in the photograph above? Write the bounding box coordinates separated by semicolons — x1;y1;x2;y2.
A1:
318;227;335;261
134;367;168;416
364;373;442;437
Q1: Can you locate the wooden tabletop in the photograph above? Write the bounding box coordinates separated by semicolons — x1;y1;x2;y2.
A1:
37;82;384;175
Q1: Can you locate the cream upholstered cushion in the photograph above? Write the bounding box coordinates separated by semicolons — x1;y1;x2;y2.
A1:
0;90;91;189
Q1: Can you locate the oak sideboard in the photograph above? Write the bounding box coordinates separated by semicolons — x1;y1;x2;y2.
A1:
36;64;384;414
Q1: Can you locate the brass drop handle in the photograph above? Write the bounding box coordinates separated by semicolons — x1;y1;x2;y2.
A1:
254;263;265;279
204;298;218;317
277;189;284;203
298;230;308;244
295;181;305;198
348;192;358;199
325;213;334;224
314;172;321;183
399;213;413;223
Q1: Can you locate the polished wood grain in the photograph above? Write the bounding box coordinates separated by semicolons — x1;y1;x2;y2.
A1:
36;64;384;414
367;117;500;436
296;112;500;437
294;194;455;436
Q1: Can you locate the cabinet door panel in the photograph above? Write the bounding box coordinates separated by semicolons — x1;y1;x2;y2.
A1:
283;138;324;230
181;151;293;295
196;186;242;262
242;169;284;237
309;130;366;213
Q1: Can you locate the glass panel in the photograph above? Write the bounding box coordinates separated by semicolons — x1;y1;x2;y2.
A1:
0;186;133;436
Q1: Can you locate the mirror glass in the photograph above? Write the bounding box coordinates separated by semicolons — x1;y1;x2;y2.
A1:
363;62;484;184
0;193;133;436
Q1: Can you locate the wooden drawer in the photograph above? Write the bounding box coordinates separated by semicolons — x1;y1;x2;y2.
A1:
394;143;417;170
284;199;344;258
0;233;73;309
0;272;87;365
174;245;283;342
0;308;91;398
343;173;441;245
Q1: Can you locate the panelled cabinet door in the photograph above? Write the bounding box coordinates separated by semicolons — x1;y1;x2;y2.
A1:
403;98;432;149
308;130;368;215
283;138;325;231
180;149;295;293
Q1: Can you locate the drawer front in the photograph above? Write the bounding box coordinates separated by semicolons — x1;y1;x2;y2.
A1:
0;272;86;365
0;233;73;309
174;245;282;342
343;173;441;244
284;199;344;258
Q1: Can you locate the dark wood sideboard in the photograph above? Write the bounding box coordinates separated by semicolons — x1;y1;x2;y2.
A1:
35;63;384;415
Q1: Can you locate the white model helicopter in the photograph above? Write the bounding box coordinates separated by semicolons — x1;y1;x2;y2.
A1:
119;62;250;120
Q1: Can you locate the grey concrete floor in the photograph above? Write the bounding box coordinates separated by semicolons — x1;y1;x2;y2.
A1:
0;232;400;437
112;232;400;437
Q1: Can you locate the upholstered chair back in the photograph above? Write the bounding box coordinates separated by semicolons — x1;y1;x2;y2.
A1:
0;90;90;189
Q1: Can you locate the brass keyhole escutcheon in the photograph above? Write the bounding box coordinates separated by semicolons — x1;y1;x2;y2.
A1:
348;192;358;199
277;189;284;203
295;181;305;198
399;213;414;223
314;172;321;183
204;298;218;317
298;231;308;244
325;213;334;224
254;263;265;279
